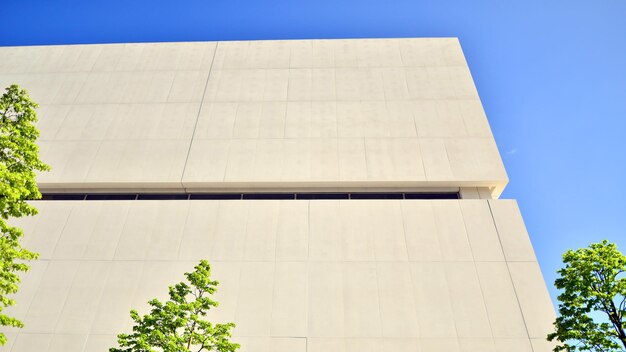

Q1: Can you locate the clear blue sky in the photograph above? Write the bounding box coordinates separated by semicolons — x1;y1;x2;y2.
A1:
2;0;625;305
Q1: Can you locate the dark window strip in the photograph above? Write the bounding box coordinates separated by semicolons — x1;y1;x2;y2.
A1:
137;194;189;200
40;194;87;201
242;193;295;200
38;192;460;201
85;194;138;200
296;193;349;200
350;193;404;200
190;193;242;200
405;192;459;200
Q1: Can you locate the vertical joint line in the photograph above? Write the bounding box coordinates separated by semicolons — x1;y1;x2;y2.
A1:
487;200;536;351
180;42;219;191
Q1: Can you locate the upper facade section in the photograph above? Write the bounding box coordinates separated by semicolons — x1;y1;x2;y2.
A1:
0;38;508;196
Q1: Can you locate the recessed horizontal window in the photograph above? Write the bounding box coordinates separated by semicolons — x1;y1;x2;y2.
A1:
296;193;349;200
242;193;295;200
137;194;189;200
85;194;138;200
405;192;459;199
40;194;87;200
37;192;460;201
190;193;242;200
350;193;404;200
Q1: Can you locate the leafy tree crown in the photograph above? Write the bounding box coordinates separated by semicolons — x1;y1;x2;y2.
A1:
110;260;240;352
548;240;626;351
0;84;49;345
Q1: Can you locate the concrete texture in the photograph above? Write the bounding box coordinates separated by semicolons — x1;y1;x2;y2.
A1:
0;38;508;196
0;38;556;352
2;199;555;352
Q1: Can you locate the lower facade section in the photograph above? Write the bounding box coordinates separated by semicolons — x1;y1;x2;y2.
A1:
2;199;555;351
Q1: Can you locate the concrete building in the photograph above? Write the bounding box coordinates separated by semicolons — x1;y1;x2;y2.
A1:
0;38;556;351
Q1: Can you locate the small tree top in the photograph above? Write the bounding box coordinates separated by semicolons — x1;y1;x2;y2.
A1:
110;260;240;352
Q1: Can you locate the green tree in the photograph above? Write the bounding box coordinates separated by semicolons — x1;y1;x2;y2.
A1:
110;260;240;352
0;84;49;345
548;240;626;351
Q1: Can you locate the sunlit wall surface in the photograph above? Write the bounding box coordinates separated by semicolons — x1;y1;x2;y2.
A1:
0;39;554;352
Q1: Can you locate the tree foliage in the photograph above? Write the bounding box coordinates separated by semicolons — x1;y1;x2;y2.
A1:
0;84;49;345
110;260;240;352
548;240;626;351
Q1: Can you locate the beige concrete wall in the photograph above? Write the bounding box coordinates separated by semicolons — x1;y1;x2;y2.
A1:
1;199;555;352
0;38;555;352
0;38;507;196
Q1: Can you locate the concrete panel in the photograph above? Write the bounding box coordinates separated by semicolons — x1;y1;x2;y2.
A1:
0;39;511;191
380;339;421;352
338;138;368;181
183;139;230;183
1;199;556;351
83;335;118;352
475;262;529;338
193;102;238;139
51;202;102;259
235;262;275;336
20;202;72;260
209;201;249;261
489;200;537;261
494;339;533;352
419;139;454;181
167;70;210;103
271;338;307;352
275;201;309;261
288;69;336;101
410;262;457;338
446;138;507;181
413;100;468;137
54;261;110;334
309;201;342;261
243;201;279;261
271;262;308;336
444;262;492;338
339;201;375;261
419;339;460;352
431;201;473;261
83;202;131;260
377;263;420;337
91;261;144;334
308;262;345;337
402;202;443;261
459;200;505;261
70;139;189;187
342;262;381;337
37;140;101;185
22;261;79;332
113;201;160;260
369;201;408;261
11;334;51;352
310;138;339;181
509;262;557;339
308;338;345;352
458;339;496;352
48;334;88;352
177;201;220;260
281;139;311;181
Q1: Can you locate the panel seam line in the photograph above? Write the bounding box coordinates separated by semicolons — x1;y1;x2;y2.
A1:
487;200;535;351
180;42;219;191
